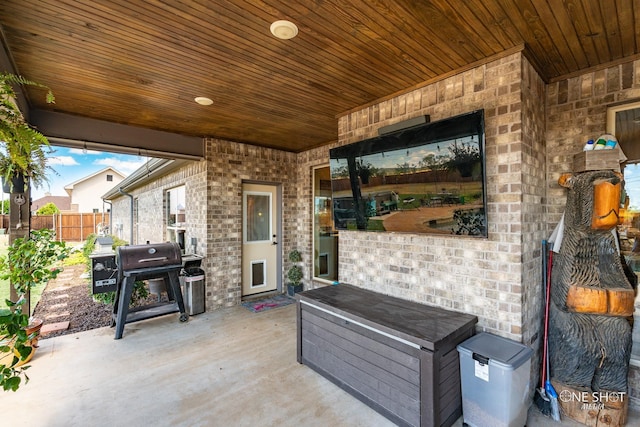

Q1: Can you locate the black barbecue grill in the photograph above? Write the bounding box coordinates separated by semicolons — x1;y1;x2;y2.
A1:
111;242;189;339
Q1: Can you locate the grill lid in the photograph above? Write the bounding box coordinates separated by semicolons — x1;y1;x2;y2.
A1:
117;242;182;271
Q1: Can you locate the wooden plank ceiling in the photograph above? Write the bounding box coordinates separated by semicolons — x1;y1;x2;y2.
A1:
0;0;638;153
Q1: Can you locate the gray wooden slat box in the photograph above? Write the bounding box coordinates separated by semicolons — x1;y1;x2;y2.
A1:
296;284;477;427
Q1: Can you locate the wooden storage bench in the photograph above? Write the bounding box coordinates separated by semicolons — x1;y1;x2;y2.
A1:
296;284;477;427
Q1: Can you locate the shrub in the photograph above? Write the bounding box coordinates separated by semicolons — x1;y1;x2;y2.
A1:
35;202;59;215
452;208;486;236
287;250;303;286
63;251;86;266
83;234;148;306
92;281;148;306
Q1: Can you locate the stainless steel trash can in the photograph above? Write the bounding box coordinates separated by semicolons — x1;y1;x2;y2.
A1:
180;267;205;315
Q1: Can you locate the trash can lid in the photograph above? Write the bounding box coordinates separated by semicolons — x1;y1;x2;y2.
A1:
183;275;204;282
183;267;205;276
457;332;533;370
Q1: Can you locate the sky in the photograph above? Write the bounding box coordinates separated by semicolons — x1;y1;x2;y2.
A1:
625;162;640;210
330;137;473;177
28;145;150;200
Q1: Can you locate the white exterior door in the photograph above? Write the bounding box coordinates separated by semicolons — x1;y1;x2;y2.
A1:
242;183;279;296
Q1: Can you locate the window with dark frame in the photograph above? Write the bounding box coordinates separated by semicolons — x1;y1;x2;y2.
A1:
166;185;186;250
313;166;338;282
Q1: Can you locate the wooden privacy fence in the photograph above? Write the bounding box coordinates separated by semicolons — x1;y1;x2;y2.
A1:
0;212;110;242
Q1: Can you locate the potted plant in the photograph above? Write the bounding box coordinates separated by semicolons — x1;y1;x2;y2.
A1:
0;228;69;391
0;298;32;391
0;72;56;193
286;249;304;297
357;161;375;185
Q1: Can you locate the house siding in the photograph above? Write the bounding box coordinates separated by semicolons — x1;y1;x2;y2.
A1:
68;169;124;212
111;161;207;247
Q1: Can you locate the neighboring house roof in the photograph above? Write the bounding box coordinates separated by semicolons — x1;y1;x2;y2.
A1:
102;158;188;200
31;195;71;212
64;167;126;196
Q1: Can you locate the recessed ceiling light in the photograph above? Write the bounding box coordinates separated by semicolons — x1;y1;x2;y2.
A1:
194;96;213;106
270;20;298;40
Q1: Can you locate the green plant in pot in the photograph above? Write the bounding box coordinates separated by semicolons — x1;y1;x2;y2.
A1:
444;140;480;178
0;228;69;391
0;72;56;193
286;249;303;297
0;298;32;391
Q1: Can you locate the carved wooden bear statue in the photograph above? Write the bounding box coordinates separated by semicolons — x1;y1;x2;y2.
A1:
549;169;635;423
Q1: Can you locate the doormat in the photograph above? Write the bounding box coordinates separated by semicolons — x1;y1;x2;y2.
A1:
241;294;295;313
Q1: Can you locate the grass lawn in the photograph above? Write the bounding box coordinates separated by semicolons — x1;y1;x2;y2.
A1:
0;280;48;316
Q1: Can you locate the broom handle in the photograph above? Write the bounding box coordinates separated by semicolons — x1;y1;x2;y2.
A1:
543;249;554;384
540;241;548;388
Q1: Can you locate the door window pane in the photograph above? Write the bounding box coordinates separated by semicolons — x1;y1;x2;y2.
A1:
246;193;271;242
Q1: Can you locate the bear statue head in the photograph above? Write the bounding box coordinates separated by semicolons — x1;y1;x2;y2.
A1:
558;170;623;231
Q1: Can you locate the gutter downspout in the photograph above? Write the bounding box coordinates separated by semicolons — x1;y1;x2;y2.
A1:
118;188;134;245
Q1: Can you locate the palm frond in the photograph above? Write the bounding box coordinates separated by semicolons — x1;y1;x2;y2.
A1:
0;73;56;189
1;73;55;104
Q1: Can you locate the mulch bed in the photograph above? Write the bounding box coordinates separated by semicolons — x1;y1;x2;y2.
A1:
32;263;165;339
32;264;112;339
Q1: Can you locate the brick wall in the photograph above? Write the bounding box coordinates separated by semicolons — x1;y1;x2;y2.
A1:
111;160;207;246
296;51;583;406
519;59;548;387
203;140;299;309
110;53;540;344
111;142;299;311
546;60;640;219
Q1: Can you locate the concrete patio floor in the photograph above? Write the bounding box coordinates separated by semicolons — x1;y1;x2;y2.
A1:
1;302;636;426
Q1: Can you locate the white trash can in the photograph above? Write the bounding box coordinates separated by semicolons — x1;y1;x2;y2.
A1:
457;332;533;427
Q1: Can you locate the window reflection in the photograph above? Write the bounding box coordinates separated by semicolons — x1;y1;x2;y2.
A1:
166;185;186;251
621;163;640;361
608;102;640;364
313;166;338;282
